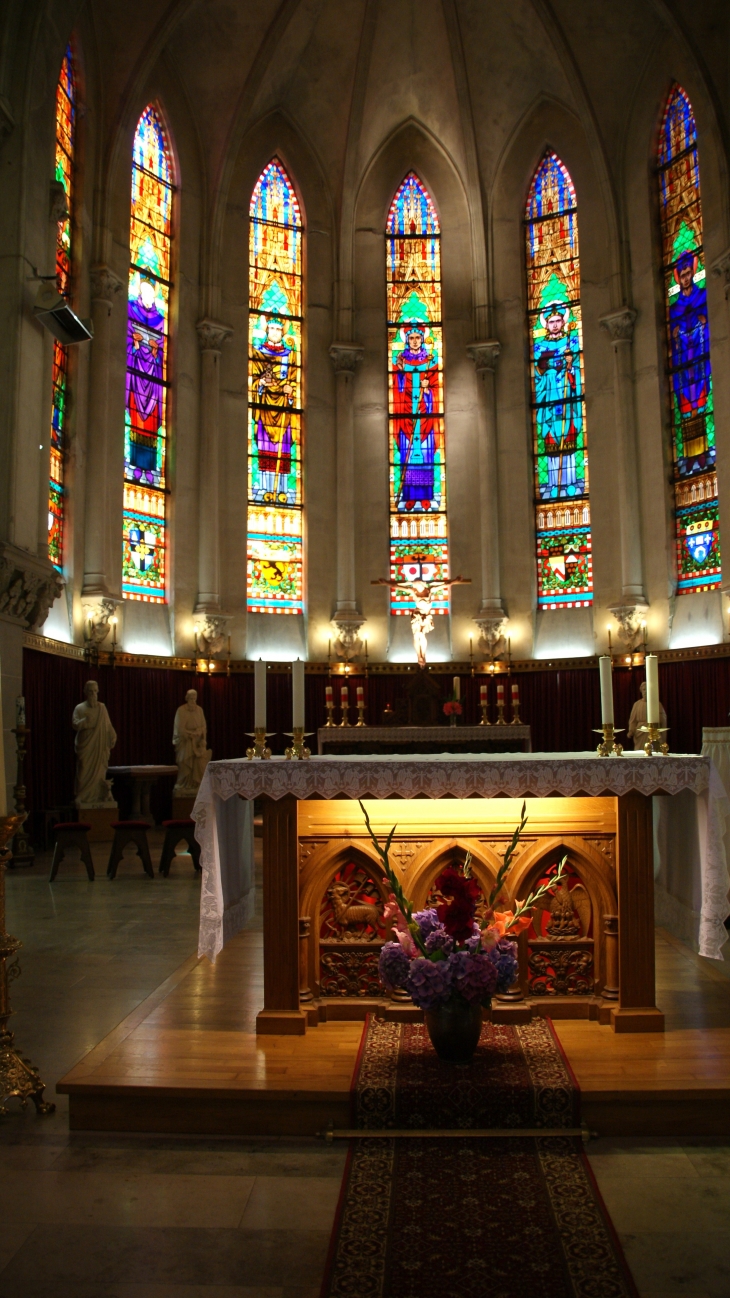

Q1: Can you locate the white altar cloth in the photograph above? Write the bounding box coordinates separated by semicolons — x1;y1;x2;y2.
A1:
192;751;730;963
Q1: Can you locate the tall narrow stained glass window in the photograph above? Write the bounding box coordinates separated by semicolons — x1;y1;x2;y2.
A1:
247;160;304;614
658;86;721;592
386;174;448;616
525;153;592;609
122;105;174;602
48;45;76;569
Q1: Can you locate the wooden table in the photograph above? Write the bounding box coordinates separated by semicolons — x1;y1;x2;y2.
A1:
107;764;178;824
193;753;725;1041
317;724;531;754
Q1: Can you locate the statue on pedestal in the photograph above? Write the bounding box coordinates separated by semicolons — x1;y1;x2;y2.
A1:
173;690;211;796
72;681;117;807
627;682;668;750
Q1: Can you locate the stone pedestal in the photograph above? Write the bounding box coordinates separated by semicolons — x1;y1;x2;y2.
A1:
79;806;118;842
172;794;196;821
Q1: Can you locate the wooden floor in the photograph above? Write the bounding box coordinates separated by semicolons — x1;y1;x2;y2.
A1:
57;927;730;1137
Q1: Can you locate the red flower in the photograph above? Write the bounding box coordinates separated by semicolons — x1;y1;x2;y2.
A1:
443;701;463;716
434;866;480;942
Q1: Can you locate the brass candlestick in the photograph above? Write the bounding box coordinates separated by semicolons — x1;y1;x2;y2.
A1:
496;698;507;725
510;700;522;726
640;723;669;756
324;701;336;727
0;814;54;1115
245;728;273;760
355;701;366;727
593;724;624;757
10;725;33;866
284;728;312;760
340;701;350;728
479;701;490;726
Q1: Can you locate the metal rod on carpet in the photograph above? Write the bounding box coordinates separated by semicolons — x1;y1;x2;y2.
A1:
320;1125;596;1142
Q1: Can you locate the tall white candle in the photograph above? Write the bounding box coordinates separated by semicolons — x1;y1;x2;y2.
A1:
292;659;305;730
645;655;659;725
254;660;267;729
599;657;614;726
453;675;460;700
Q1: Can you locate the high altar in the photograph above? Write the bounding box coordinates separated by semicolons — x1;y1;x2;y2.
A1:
194;751;726;1038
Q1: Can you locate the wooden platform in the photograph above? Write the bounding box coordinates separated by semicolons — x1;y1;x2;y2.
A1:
57;927;730;1138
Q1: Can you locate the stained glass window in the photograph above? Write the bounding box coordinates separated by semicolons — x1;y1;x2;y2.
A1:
48;44;76;569
658;86;721;593
247;160;304;614
122;105;174;603
386;173;448;616
525;153;592;609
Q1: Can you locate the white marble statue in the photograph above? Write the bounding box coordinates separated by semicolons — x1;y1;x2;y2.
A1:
372;575;472;667
173;689;212;795
72;680;117;807
627;681;668;750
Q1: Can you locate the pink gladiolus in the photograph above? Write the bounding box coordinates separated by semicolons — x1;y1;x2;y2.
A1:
480;925;500;952
384;895;409;935
396;928;418;958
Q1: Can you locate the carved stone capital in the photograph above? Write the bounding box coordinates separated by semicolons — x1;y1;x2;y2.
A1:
599;308;637;344
329;343;364;375
474;611;508;654
466;340;501;375
711;247;730;296
197;318;233;353
82;597;119;647
90;265;123;308
332;612;365;662
195;613;230;657
0;542;63;632
608;600;648;650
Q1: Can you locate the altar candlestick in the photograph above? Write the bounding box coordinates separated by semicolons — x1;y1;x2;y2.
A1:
341;685;348;701
496;679;506;725
453;675;460;701
599;657;614;726
497;682;504;702
292;659;305;730
15;696;25;728
356;686;364;703
254;660;267;729
325;685;333;703
480;684;487;705
511;682;519;701
645;655;659;725
340;683;350;728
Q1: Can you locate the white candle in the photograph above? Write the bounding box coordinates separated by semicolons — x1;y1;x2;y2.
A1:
292;659;305;730
15;696;25;727
645;655;659;726
480;684;487;703
497;681;504;701
341;685;348;702
511;682;519;700
357;686;364;701
599;657;614;726
325;685;333;703
453;676;460;700
254;660;267;729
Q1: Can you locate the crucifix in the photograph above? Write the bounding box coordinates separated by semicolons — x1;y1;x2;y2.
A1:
372;574;471;667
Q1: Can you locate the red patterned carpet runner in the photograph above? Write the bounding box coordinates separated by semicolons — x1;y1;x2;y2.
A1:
321;1018;638;1298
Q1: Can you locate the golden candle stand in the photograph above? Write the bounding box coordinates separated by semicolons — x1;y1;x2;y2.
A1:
284;729;313;760
340;701;350;728
639;724;669;757
510;697;522;726
593;725;624;757
245;729;274;760
0;814;54;1116
355;702;366;727
324;701;336;727
495;699;507;725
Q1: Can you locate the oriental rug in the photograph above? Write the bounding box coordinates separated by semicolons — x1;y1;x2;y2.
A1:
320;1018;638;1298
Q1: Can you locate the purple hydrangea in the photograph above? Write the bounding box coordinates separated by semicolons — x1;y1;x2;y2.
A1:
425;927;454;957
379;941;410;991
450;951;499;1004
412;908;442;938
464;934;482;954
488;938;519;995
406;956;454;1011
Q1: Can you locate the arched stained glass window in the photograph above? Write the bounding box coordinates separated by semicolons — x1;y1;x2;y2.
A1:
658;86;720;592
122;104;174;602
48;44;76;569
386;174;448;616
247;160;304;614
525;152;592;609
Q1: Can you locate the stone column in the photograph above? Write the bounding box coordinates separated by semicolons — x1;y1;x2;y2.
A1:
195;320;232;615
599;308;647;627
466;340;506;650
329;342;364;655
83;266;122;595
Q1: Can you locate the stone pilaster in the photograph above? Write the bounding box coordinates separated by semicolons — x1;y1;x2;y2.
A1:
83;266;123;596
599;307;646;606
329;342;365;653
466;340;506;643
195;319;232;613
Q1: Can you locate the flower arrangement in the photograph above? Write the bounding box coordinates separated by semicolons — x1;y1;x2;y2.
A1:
442;699;462;717
360;800;567;1014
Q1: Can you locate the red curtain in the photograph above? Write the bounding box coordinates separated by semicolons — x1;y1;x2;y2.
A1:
22;647;729;826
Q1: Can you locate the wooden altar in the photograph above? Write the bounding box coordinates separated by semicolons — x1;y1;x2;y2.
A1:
189;753;724;1039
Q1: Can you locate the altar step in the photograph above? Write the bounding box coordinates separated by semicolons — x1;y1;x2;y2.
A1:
56;928;730;1139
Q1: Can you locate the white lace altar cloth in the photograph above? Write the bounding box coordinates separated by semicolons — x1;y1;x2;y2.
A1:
192;751;729;962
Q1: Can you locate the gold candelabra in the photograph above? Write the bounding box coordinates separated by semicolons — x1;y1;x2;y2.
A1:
510;699;522;726
284;728;312;760
640;723;669;756
594;724;624;757
0;814;54;1115
245;728;273;760
340;700;350;728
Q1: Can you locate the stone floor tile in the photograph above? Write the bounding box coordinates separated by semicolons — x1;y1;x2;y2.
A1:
618;1229;730;1298
593;1173;730;1235
0;1226;330;1291
0;1171;255;1228
238;1176;342;1231
0;1143;65;1170
54;1142;347;1179
587;1149;699;1180
104;1288;283;1297
682;1145;730;1177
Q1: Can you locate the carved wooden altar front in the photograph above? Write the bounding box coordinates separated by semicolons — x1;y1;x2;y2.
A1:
297;797;619;1022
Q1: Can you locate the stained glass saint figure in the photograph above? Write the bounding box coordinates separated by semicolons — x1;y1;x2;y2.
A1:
533;282;584;500
250;316;295;503
126;277;165;481
392;323;439;511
